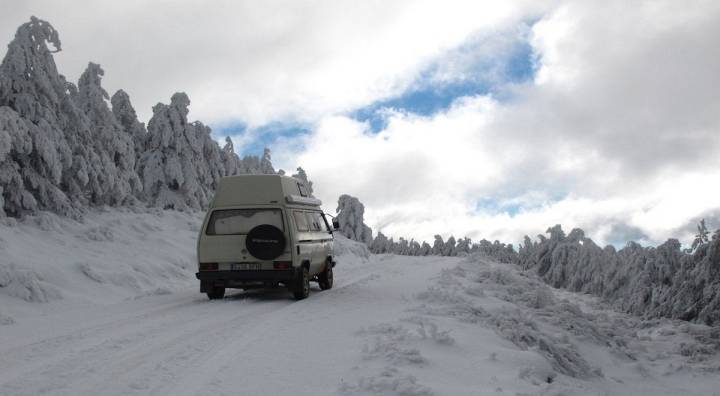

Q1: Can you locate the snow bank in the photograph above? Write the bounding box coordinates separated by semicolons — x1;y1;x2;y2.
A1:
520;225;720;325
0;208;201;315
333;233;371;265
411;255;720;393
414;264;603;380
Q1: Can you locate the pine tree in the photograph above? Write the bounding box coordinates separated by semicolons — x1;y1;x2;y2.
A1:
0;17;84;217
76;63;141;205
690;219;710;253
291;167;314;196
432;235;444;255
111;89;147;158
137;92;225;210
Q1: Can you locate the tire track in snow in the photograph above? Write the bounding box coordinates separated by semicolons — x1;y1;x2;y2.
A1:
0;262;390;396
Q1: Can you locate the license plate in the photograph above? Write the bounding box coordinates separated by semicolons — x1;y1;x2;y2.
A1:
231;263;262;270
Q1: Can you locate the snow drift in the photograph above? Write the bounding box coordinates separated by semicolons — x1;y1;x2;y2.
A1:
0;208;202;325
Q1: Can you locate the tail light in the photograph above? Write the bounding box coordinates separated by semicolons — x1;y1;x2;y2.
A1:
199;262;218;271
273;261;291;270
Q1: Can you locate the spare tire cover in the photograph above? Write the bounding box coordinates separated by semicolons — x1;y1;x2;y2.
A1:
246;224;287;260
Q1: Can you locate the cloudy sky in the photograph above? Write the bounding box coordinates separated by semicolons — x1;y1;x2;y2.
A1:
3;0;720;246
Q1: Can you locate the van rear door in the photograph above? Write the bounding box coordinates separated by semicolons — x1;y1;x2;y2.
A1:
200;208;288;264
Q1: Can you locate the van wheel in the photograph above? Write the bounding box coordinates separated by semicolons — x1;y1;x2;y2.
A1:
293;267;310;300
207;286;225;300
318;264;333;290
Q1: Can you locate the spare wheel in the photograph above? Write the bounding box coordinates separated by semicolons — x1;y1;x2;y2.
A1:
246;224;287;260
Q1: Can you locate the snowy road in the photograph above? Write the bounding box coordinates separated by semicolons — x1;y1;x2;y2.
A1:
0;254;445;396
2;253;719;396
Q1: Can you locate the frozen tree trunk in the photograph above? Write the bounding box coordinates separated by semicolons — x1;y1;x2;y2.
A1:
336;194;373;245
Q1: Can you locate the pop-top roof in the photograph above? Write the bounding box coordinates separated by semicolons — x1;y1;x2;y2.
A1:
211;174;321;208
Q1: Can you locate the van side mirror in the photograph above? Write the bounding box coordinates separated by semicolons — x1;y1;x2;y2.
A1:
332;218;340;230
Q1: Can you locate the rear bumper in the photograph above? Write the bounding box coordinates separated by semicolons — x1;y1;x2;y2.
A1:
195;268;296;291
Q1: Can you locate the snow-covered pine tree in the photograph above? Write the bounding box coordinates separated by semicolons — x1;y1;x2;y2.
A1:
220;137;241;176
76;62;141;205
291;167;313;196
396;237;409;255
443;236;457;256
689;219;710;253
260;148;275;174
137;92;226;210
0;17;90;217
409;239;421;256
111;89;147;158
0;107;50;217
431;235;444;255
336;194;373;245
420;241;432;256
370;231;390;253
456;237;471;255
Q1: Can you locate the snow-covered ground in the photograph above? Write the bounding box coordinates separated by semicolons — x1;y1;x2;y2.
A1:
1;210;719;396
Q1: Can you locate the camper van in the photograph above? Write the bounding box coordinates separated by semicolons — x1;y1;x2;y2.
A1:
196;175;338;300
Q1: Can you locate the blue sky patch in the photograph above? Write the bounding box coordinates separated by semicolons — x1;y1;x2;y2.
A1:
211;121;311;157
213;25;538;150
353;31;537;133
474;190;566;218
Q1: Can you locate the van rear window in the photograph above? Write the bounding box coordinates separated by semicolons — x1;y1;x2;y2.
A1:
206;209;284;235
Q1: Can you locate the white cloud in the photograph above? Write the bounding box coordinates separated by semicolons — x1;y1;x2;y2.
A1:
0;0;548;125
279;0;720;247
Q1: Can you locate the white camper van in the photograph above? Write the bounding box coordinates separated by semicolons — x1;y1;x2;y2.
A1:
196;175;338;300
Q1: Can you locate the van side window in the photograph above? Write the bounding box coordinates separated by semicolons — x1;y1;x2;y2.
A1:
297;182;308;197
310;212;325;231
293;210;310;231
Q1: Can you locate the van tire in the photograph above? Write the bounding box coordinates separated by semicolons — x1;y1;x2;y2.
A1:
207;286;225;300
293;267;310;300
318;264;333;290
